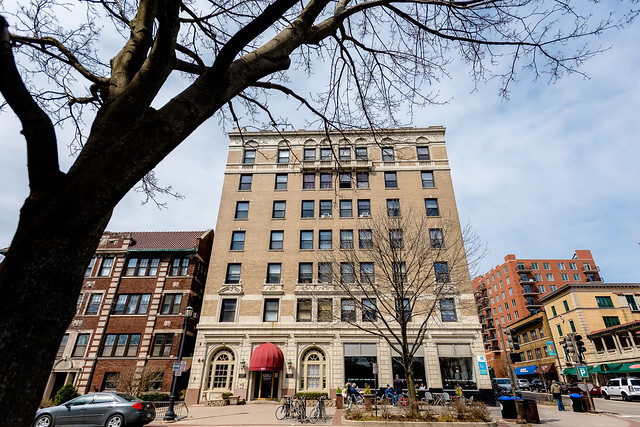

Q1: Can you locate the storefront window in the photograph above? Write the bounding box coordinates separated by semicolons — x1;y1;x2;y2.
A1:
391;357;426;386
344;343;377;388
437;343;476;390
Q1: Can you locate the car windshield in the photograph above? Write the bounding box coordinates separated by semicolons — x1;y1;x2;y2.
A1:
115;393;140;402
497;379;510;384
630;380;640;386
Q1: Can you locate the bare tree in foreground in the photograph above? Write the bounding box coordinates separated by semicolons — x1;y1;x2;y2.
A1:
0;0;634;424
317;209;483;414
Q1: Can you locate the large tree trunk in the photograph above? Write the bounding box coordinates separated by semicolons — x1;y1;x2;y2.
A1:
0;184;112;426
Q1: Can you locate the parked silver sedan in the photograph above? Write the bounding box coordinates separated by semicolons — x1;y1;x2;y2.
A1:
33;392;155;427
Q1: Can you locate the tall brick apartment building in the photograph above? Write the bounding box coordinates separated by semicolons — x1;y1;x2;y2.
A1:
186;127;492;405
43;230;213;399
471;250;601;377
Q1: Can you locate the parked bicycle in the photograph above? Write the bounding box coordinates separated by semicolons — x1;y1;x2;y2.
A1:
275;396;298;420
308;396;327;423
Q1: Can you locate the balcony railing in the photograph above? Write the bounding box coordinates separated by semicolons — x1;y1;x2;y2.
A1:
516;264;533;273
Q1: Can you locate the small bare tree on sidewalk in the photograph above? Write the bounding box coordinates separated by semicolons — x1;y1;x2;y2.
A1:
316;207;484;415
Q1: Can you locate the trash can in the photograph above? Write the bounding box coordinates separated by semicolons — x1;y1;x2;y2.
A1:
498;396;522;419
570;394;585;412
523;399;540;423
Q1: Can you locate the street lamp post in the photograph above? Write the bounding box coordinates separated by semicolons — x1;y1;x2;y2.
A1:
164;305;195;421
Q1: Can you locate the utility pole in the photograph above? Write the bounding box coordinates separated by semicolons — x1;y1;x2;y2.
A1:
500;327;525;424
574;334;596;413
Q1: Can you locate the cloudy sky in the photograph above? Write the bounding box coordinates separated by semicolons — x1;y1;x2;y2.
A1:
1;3;638;282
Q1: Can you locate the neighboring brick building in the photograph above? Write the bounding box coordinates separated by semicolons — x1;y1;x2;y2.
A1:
186;127;492;405
43;230;213;399
472;250;601;377
540;282;640;384
507;311;560;382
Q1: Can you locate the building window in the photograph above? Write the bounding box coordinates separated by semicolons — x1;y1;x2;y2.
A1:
275;173;288;190
355;147;368;160
543;262;550;270
318;263;332;283
278;149;290;164
125;257;160;276
357;199;371;217
341;263;355;283
340;230;354;249
396;298;411;321
298;263;313;283
362;298;377;322
239;174;252;190
514;311;519;319
381;147;394;161
85;294;102;315
225;263;241;284
302;200;315;218
538;285;546;293
569;320;576;333
386;199;400;217
206;348;235;391
272;201;286;218
389;229;404;249
596;296;614;308
151;334;174;357
602;316;621;327
339;147;351;159
297;299;312;322
360;262;375;283
235;201;249;219
626;295;639;311
102;372;120;390
546;273;554;281
320;173;332;189
303;173;316;189
434;262;449;283
113;294;151;315
230;231;245;250
561;273;569;281
384;172;398;188
270;230;284;250
440;299;457;322
429;228;443;248
563;300;569;312
356;172;369;189
320;148;332;160
318;298;332;321
161;294;183;315
425;198;440;216
416;146;430;160
73;334;89;357
85;257;95;276
170;257;189;276
98;257;114;276
339;200;353;217
339;173;352;189
243;149;255;164
102;333;141;357
304;148;316;160
573;273;581;281
341;299;356;322
58;334;69;358
551;306;557;316
263;298;279;322
556;324;563;337
300;348;327;391
319;200;332;217
299;230;313;250
558;262;565;270
534;273;542;281
219;299;237;322
421;171;434;188
267;263;281;283
319;230;332;249
359;229;373;249
569;262;577;270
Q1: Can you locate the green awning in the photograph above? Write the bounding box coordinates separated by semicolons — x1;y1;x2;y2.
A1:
618;362;640;373
590;363;623;374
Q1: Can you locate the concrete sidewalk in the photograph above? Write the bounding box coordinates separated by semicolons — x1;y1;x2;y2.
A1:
488;403;640;427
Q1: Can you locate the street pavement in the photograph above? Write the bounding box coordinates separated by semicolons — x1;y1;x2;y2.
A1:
148;396;640;426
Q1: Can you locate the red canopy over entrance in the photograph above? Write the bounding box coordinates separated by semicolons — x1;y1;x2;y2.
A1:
249;343;284;371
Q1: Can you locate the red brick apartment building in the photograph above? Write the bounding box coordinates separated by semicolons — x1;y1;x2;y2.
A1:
43;230;213;400
471;250;601;377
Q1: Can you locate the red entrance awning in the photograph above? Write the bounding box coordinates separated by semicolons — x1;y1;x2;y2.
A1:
249;343;284;371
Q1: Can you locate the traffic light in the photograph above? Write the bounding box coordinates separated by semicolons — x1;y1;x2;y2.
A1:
513;335;521;351
504;328;514;351
564;333;576;355
574;334;586;362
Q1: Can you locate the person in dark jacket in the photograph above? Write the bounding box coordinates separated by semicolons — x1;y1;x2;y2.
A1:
550;380;565;411
393;374;403;406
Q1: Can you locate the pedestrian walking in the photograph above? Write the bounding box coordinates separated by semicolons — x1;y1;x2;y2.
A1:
550;380;565;411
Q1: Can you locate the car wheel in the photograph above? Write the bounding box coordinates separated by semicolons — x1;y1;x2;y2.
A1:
603;392;610;400
106;414;125;427
622;392;630;402
34;414;52;427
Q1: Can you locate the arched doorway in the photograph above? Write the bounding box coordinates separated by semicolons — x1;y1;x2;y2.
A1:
249;343;284;400
203;348;235;399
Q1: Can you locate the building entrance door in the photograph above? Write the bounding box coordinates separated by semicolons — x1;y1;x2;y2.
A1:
252;370;279;399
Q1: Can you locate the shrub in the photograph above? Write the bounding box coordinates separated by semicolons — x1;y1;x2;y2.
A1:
138;393;170;401
336;387;342;394
54;384;78;405
295;392;328;400
221;392;233;399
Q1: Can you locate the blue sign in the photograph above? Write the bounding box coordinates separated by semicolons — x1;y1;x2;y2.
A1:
477;356;488;375
547;341;556;356
515;365;537;375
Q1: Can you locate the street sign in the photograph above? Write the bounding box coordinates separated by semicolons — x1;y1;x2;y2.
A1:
546;341;556;356
576;365;589;379
172;362;181;371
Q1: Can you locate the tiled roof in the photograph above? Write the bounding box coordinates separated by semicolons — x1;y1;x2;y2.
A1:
128;231;207;250
587;320;640;338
